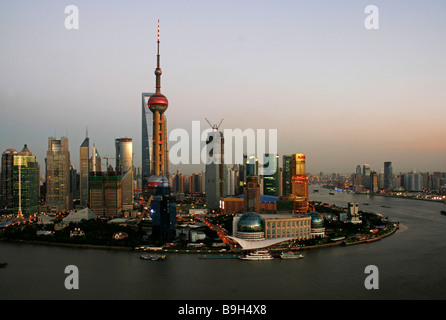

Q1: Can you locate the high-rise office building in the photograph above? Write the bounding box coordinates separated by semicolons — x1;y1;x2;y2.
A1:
282;155;292;196
384;161;393;191
147;21;169;178
142;92;154;193
89;171;122;217
190;172;203;194
1;148;17;210
69;165;80;205
362;164;371;189
45;137;71;212
370;170;379;193
80;136;89;208
13;145;39;216
281;153;308;213
115;138;134;211
205;130;225;210
291;154;306;176
262;153;280;196
90;145;101;173
150;177;176;242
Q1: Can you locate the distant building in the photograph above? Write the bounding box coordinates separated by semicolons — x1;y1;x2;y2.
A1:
384;161;393;191
190;173;203;194
402;171;423;192
370;170;379;193
362;164;371;189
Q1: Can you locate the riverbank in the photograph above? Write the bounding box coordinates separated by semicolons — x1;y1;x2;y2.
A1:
2;220;399;254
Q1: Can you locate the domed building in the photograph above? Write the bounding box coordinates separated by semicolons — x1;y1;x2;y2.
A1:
233;212;266;241
308;211;326;238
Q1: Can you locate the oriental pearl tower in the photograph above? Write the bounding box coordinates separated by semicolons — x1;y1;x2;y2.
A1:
148;20;169;179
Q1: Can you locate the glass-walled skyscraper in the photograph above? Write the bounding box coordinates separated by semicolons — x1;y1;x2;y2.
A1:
80;136;89;208
384;161;393;191
142;92;154;192
262;153;279;196
45;137;71;212
13;145;39;216
116;138;134;211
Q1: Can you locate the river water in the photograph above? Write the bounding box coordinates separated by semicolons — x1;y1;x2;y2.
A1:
1;187;446;300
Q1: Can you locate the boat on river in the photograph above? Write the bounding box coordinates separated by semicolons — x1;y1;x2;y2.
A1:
280;251;304;259
441;210;446;216
140;254;166;261
0;262;8;268
239;250;274;261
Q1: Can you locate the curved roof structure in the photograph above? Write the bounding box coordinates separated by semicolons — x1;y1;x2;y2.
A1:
63;208;97;223
227;236;293;251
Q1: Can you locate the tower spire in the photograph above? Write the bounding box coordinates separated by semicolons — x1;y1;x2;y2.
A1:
155;19;162;94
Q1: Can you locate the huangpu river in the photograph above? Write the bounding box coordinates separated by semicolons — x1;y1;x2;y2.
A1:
1;186;446;300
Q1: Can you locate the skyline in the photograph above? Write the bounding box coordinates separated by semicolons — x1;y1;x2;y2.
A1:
1;0;446;175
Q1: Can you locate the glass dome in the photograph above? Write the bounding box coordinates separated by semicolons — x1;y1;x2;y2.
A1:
308;211;324;228
238;212;264;232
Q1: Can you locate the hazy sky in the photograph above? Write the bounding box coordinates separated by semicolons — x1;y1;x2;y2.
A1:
1;0;446;175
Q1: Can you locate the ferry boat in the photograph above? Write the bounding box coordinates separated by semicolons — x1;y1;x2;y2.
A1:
239;250;274;261
280;251;304;259
140;254;166;261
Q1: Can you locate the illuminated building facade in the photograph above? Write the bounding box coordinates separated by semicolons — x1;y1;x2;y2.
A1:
282;153;309;213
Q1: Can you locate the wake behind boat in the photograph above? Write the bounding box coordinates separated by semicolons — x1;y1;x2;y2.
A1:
239;250;274;261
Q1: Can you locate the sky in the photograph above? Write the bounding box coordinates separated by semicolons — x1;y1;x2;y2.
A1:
1;0;446;176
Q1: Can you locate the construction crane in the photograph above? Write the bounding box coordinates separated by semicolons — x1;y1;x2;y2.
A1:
205;118;223;131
